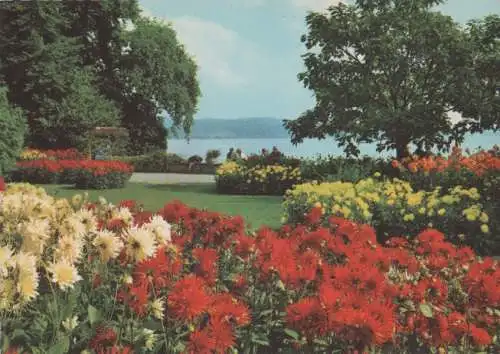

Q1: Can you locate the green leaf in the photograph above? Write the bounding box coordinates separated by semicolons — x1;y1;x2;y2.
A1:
284;328;300;340
1;334;10;352
172;341;186;353
419;303;434;318
47;337;70;354
313;338;329;346
251;339;270;346
88;304;101;325
10;329;29;342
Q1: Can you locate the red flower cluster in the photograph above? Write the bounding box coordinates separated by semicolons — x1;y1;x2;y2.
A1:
43;148;86;160
393;146;500;176
16;159;133;174
88;200;499;353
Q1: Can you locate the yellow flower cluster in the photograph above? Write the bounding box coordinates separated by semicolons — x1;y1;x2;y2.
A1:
247;164;301;184
216;161;301;187
19;149;48;161
0;183;172;312
216;161;245;177
283;178;490;233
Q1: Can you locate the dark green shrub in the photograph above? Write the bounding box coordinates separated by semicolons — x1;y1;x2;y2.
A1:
0;86;27;175
112;152;186;172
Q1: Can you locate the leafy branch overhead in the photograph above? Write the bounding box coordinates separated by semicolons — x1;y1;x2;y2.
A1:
284;0;499;158
0;0;200;154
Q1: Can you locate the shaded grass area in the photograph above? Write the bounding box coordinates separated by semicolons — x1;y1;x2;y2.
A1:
42;183;283;229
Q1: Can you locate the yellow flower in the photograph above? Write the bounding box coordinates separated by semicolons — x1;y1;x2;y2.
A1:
406;193;423;207
16;252;39;302
441;195;455;205
437;208;446;216
479;212;489;223
340;206;351;218
47;260;82;291
403;214;415;222
362;210;372;220
481;224;489;234
71;194;83;207
418;207;426;215
55;235;83;263
387;199;395;206
373;172;381;177
314;201;322;209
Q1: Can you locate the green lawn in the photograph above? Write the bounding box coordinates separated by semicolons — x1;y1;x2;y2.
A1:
42;183;283;229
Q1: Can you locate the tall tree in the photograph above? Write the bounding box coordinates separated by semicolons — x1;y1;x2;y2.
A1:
61;1;200;154
453;14;500;136
119;18;200;154
0;0;200;153
284;0;476;158
0;1;119;150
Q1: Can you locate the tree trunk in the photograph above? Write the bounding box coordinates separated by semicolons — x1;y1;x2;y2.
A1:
395;140;410;160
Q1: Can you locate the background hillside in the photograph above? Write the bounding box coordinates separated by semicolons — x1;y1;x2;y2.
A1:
171;117;290;139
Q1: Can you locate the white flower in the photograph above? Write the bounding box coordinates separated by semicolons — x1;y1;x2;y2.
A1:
144;216;172;245
125;226;157;262
113;207;133;225
18;218;52;256
0;245;14;277
150;297;165;320
62;315;79;331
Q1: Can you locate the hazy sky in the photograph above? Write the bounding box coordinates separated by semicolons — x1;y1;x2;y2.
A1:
139;0;500;120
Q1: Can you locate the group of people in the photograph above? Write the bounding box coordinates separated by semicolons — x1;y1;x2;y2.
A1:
225;146;283;161
226;148;247;161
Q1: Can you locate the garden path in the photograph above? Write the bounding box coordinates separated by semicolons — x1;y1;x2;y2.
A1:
130;172;215;184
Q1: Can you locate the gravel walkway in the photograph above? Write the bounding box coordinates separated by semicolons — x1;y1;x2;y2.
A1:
130;173;215;184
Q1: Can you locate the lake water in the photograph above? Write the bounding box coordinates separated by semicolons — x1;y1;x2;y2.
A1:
167;132;500;160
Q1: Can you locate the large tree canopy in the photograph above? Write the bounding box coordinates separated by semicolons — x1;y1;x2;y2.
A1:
119;18;200;154
0;0;200;154
454;14;500;136
285;0;498;158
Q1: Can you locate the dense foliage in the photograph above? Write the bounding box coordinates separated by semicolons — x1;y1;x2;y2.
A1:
0;0;200;154
0;87;27;175
0;184;498;353
112;152;187;173
285;0;499;158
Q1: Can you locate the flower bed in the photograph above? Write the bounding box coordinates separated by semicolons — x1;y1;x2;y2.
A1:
283;177;498;254
392;147;500;195
0;184;498;353
10;159;133;189
216;161;301;195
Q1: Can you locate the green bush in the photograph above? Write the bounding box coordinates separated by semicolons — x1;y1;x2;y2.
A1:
299;155;394;182
0;86;27;175
73;170;130;189
112;152;186;172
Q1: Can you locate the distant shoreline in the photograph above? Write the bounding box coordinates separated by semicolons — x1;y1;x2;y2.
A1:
171;137;288;140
